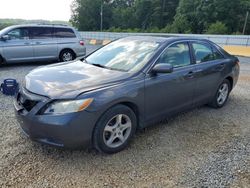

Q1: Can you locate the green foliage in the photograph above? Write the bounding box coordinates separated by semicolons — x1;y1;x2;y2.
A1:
1;0;249;35
171;0;249;34
70;0;179;31
206;22;229;34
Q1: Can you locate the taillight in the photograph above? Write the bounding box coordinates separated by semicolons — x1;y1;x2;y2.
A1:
79;41;84;46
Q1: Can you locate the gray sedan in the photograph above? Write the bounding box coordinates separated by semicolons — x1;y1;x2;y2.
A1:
14;36;240;154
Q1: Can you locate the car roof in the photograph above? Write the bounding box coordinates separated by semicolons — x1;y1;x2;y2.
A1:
4;24;75;30
122;36;212;44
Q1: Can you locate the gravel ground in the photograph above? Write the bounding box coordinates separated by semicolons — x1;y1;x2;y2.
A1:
0;49;249;187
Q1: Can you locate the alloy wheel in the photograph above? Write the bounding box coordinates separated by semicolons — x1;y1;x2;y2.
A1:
103;114;132;148
217;83;229;105
62;52;73;61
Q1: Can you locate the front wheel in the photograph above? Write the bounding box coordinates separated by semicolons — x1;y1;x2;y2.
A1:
209;79;231;108
93;105;137;154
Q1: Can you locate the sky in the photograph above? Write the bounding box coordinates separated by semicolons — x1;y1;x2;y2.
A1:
0;0;74;21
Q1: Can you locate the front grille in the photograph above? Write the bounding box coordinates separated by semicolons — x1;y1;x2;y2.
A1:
17;93;39;112
22;99;38;111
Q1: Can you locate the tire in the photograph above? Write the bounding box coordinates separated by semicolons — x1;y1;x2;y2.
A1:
59;49;75;62
93;105;137;154
0;55;4;64
209;79;231;108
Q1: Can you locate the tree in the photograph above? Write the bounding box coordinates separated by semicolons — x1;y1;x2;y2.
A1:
70;0;179;31
70;0;250;34
206;21;228;34
171;0;250;34
71;0;112;31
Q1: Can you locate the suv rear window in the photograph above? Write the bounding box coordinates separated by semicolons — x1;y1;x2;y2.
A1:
54;28;76;38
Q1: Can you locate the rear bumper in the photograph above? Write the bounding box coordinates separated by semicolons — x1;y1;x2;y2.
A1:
75;46;86;57
231;62;240;90
14;98;98;149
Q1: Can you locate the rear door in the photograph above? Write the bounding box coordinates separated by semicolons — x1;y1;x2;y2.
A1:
144;42;197;122
2;27;33;62
190;41;229;105
30;27;58;60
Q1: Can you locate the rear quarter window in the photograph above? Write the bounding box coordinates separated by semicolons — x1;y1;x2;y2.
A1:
212;46;225;60
54;28;76;38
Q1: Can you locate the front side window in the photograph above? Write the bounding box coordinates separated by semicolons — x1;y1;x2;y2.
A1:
157;42;191;68
7;28;29;40
192;43;214;63
30;27;53;39
86;38;160;72
54;28;76;38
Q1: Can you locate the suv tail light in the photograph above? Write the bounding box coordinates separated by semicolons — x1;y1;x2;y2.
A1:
79;41;84;46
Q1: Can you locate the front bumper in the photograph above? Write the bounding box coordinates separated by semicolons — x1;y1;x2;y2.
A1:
14;89;98;149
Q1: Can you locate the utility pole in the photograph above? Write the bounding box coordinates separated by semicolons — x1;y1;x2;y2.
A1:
100;1;103;32
243;11;249;35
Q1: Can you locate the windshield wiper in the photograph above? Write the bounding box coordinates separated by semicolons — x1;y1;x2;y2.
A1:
90;63;128;72
91;63;108;69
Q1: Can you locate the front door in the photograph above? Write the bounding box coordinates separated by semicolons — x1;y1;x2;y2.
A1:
3;27;33;62
145;42;196;122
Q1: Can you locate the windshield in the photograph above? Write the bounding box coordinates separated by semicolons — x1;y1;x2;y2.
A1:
0;27;11;37
86;38;160;72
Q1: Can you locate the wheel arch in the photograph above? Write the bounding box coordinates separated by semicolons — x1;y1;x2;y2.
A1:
91;101;141;144
91;101;141;153
99;101;141;128
225;76;233;91
0;54;5;64
119;101;140;126
59;48;76;59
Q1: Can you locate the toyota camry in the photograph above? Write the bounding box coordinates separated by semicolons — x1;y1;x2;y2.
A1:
14;36;240;154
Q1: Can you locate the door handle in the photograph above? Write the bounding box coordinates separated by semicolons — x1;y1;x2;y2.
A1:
35;42;42;45
219;63;225;68
216;63;225;71
24;42;30;45
185;71;194;79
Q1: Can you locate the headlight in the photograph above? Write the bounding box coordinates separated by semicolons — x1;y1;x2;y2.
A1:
43;98;93;115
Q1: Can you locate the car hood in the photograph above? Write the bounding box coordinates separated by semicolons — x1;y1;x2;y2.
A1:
25;61;131;98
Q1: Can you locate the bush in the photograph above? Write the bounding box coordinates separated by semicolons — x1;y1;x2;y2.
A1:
232;31;243;35
206;21;229;34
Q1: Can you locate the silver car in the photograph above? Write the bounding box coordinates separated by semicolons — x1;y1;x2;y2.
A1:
0;24;86;64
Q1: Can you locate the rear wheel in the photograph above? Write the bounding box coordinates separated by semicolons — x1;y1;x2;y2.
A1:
59;50;75;62
93;105;137;154
209;79;231;108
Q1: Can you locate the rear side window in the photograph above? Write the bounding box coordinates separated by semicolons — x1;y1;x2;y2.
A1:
157;42;191;68
192;43;214;63
7;28;29;40
30;27;53;39
54;28;76;38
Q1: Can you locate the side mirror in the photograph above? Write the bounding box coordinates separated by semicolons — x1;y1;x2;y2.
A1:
151;63;173;74
1;35;10;41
